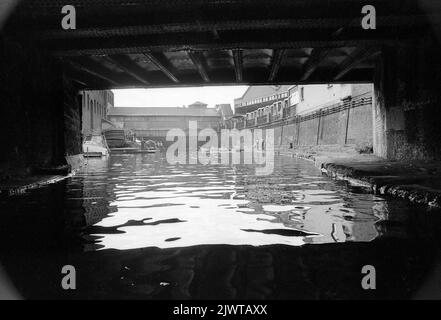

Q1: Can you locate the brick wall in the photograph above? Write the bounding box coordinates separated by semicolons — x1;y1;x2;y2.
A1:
0;37;82;179
373;39;441;160
80;90;112;136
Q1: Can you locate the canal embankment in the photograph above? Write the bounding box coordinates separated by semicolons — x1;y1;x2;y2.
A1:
282;145;441;209
0;174;70;196
0;155;84;196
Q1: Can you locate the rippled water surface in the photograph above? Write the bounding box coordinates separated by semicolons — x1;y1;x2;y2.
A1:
1;154;441;299
81;155;386;249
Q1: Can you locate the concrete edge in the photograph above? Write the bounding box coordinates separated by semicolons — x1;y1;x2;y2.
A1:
281;151;441;209
66;154;85;174
318;159;441;209
0;154;85;196
0;174;72;196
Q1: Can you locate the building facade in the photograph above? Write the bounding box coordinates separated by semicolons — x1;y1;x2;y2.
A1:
288;84;372;115
230;84;373;148
107;102;222;144
232;84;372;127
80;90;114;136
234;85;291;115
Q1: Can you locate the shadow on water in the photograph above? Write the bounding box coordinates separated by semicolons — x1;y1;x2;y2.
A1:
1;154;441;299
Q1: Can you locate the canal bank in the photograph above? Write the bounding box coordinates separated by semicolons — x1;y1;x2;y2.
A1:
282;146;441;209
0;155;84;196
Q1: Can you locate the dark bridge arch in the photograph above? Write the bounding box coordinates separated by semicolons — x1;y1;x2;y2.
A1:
1;0;441;178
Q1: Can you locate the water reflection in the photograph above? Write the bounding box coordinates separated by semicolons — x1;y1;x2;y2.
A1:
72;154;387;251
1;154;441;299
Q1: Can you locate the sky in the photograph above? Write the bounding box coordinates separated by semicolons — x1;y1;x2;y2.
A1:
112;86;249;111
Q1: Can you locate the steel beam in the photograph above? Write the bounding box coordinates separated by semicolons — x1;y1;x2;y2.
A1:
188;51;210;82
143;52;179;83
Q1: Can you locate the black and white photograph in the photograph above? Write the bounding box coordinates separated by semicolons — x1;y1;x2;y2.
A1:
1;0;441;306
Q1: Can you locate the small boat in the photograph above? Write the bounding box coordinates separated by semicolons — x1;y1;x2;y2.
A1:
103;129;126;148
142;140;158;153
83;134;110;157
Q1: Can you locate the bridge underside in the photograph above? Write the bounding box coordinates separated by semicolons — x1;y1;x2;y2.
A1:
1;0;441;178
4;0;440;89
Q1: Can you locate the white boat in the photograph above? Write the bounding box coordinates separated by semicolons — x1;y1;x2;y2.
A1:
83;134;110;157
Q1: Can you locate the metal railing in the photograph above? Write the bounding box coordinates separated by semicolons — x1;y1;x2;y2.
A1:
227;92;373;129
236;120;245;130
247;93;372;128
246;119;256;127
257;115;268;125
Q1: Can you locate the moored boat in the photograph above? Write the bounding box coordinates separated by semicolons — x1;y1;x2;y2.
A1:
83;134;110;157
142;140;158;153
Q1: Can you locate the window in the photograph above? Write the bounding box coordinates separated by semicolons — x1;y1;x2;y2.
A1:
300;87;305;101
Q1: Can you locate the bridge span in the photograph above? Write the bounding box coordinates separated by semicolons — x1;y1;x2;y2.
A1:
0;0;441;174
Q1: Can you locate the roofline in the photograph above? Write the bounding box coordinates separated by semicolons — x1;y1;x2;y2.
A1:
238;86;252;100
108;114;220;117
235;85;292;103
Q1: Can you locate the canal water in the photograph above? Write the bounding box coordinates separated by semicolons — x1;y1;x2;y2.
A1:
1;154;441;299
